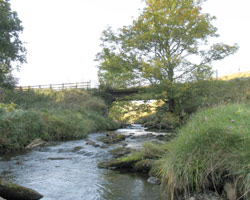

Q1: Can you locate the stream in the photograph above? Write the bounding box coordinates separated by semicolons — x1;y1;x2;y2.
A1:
0;125;165;200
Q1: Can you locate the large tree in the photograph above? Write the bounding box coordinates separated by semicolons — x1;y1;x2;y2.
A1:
96;0;238;111
0;0;26;88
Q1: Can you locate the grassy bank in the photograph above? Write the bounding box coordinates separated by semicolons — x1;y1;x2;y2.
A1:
135;76;250;130
106;74;250;198
0;89;119;153
154;103;250;199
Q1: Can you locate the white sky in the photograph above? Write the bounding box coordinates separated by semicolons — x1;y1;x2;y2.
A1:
11;0;250;86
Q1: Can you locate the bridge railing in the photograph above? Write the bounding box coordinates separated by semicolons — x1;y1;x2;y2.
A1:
15;81;91;91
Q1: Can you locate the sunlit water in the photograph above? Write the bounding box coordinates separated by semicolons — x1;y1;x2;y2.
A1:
0;126;165;200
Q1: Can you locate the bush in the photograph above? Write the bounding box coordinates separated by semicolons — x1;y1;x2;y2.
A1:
0;89;118;153
154;103;250;199
0;109;47;152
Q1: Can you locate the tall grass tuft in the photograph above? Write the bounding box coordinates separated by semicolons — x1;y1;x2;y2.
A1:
154;103;250;199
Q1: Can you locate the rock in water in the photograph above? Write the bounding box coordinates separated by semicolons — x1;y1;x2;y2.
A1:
0;178;43;200
147;177;161;185
25;138;48;150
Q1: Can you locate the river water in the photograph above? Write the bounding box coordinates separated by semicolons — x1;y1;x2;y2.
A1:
0;126;164;200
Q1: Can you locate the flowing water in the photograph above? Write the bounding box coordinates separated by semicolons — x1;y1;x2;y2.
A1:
0;126;165;200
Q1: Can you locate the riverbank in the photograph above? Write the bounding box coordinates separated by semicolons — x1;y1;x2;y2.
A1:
0;89;119;153
109;75;250;131
106;103;250;199
0;128;163;200
155;103;250;200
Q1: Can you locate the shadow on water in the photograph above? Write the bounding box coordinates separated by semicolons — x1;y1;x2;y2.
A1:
0;127;165;200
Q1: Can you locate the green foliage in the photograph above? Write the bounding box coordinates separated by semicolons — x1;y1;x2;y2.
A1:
118;142;168;163
136;112;181;130
220;71;250;80
3;89;107;113
154;103;250;199
136;77;250;129
0;109;47;152
0;89;118;153
109;100;154;123
0;0;26;88
96;0;238;90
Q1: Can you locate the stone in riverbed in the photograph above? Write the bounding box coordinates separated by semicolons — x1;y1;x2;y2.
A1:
98;133;126;144
85;139;100;147
98;159;135;170
47;157;72;160
155;133;176;141
109;147;132;158
72;146;84;152
134;159;154;172
0;178;43;200
98;158;155;174
147;176;161;185
25;138;49;150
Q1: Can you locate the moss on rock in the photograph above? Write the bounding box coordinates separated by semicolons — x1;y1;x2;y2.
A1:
0;178;43;200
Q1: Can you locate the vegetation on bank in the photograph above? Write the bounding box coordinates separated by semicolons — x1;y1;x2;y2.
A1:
105;73;250;199
109;75;250;130
154;103;250;199
0;89;119;153
107;103;250;199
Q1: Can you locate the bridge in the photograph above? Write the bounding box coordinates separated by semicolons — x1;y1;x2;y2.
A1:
15;81;147;103
15;81;91;91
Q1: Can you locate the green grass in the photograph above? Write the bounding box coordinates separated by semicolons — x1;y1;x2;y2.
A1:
0;89;119;153
154;103;250;199
135;77;250;130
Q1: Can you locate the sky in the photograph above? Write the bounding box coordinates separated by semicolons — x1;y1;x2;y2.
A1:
10;0;250;87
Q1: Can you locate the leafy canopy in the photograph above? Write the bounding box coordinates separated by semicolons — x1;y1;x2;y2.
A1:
0;0;26;88
96;0;238;88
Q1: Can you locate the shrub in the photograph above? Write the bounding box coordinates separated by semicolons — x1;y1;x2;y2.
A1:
0;89;118;153
0;109;47;152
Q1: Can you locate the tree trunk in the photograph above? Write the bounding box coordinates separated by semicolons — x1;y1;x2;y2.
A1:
168;97;176;113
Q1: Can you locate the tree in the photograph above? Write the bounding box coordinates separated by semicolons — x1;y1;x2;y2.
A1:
0;0;26;88
96;0;238;112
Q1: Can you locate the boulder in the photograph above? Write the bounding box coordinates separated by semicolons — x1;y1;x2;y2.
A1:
85;139;99;147
147;177;161;185
0;178;43;200
72;146;84;152
155;133;176;141
98;133;126;144
119;123;132;129
47;157;72;160
134;159;154;172
109;147;132;158
25;138;49;150
98;159;135;170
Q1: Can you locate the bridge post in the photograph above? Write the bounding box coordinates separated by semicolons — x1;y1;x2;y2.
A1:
88;80;91;90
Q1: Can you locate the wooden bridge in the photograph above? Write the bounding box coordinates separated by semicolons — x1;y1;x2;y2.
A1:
15;82;148;104
15;81;91;91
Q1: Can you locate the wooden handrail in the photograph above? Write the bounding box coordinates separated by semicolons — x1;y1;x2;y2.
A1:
15;81;91;91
